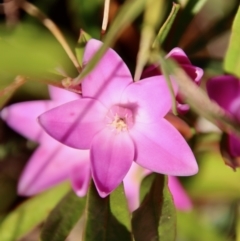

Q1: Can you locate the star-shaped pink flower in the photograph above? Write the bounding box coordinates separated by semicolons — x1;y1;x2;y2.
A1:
39;39;198;197
141;48;203;113
1;86;90;196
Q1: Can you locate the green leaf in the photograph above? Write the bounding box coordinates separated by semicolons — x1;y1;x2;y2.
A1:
224;6;240;78
109;183;132;232
0;183;70;241
154;3;180;46
68;0;104;38
75;30;92;66
40;190;86;241
132;174;176;241
169;0;207;47
83;181;132;241
134;0;165;80
139;174;155;202
74;0;149;84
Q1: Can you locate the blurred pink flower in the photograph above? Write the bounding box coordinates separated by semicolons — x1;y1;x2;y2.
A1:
207;75;240;159
1;86;90;197
39;39;198;198
141;48;203;114
124;163;192;211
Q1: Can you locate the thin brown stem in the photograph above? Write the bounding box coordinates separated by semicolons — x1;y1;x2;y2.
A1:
101;0;110;40
21;1;82;73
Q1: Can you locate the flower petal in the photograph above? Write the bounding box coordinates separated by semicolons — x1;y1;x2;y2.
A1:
130;120;198;175
121;76;177;123
166;47;191;65
141;65;160;79
82;39;133;107
70;160;91;197
18;138;89;196
180;65;203;84
39;98;107;149
228;134;240;157
91;128;134;197
168;176;192;210
207;75;240;112
48;85;80;103
1;101;56;142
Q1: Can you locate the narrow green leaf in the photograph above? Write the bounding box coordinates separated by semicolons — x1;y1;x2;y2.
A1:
170;0;207;47
134;0;165;81
40;190;86;241
0;183;70;241
224;6;240;78
139;174;155;202
74;0;148;84
132;174;176;241
154;3;180;46
110;183;132;232
75;30;92;66
83;181;132;241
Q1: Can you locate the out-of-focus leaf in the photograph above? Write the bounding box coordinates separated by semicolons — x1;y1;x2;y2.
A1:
0;24;75;82
68;0;104;38
134;0;164;80
75;30;92;66
0;183;70;241
236;204;240;241
183;0;238;54
154;3;180;46
0;129;32;215
74;0;149;83
0;177;17;215
83;181;132;241
224;6;240;78
170;0;206;47
40;190;86;241
188;150;240;201
132;174;176;241
177;210;228;241
0;76;26;109
110;183;132;232
170;0;207;47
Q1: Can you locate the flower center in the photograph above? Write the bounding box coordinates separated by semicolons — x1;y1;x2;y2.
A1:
106;105;133;132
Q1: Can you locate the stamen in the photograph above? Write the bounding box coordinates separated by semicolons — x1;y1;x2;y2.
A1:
105;105;134;133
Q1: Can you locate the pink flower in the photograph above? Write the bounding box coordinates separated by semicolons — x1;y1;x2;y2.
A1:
39;39;198;197
124;163;192;211
1;86;90;196
207;75;240;159
141;48;203;113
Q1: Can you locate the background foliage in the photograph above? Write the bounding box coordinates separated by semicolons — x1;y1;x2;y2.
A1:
0;0;240;240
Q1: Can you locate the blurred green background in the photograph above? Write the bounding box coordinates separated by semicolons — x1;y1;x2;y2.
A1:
1;0;240;240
